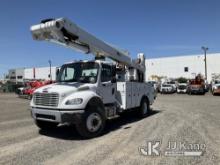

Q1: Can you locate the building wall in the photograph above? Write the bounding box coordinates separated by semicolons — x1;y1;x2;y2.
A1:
145;53;220;82
6;66;57;83
24;68;34;80
8;69;16;83
35;67;57;80
8;68;25;84
15;68;25;83
24;67;57;81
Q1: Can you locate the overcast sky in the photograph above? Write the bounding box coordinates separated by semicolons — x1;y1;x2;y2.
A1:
0;0;219;78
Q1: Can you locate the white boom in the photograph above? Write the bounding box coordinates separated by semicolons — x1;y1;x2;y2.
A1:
30;18;145;72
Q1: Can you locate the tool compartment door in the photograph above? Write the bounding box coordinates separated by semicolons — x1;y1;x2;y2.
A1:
131;82;142;108
116;82;132;110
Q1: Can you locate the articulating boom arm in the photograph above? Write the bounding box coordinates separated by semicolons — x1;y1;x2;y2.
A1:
30;18;145;72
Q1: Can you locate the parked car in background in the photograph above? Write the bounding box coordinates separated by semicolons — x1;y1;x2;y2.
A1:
187;75;205;95
160;83;175;94
177;83;187;94
212;84;220;95
212;80;220;95
16;80;55;99
166;81;177;92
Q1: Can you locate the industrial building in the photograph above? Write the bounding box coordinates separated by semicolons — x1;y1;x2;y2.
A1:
5;66;58;84
3;53;220;84
145;53;220;82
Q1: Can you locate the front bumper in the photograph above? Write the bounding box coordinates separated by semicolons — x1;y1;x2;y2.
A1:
161;89;173;93
31;107;85;124
190;88;204;94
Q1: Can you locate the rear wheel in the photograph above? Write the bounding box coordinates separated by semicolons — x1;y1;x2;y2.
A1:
76;105;106;138
138;98;150;117
35;120;58;130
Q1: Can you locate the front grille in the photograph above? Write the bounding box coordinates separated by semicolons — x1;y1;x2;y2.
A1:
34;92;59;107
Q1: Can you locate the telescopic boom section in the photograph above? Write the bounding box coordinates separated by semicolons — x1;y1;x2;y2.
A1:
30;18;145;72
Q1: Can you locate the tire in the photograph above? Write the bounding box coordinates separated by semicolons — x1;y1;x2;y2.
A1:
138;97;150;118
76;105;106;138
35;120;58;130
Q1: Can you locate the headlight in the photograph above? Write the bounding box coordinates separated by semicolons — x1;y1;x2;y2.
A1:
65;98;83;105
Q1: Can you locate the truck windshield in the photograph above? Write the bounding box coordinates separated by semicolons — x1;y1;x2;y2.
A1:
57;62;99;83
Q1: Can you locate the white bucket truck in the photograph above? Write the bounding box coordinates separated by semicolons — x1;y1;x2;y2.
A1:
30;18;155;138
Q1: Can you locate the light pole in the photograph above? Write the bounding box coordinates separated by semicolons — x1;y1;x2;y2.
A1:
48;60;52;81
201;46;208;80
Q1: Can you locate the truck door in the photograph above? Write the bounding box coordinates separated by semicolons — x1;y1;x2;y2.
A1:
98;64;116;104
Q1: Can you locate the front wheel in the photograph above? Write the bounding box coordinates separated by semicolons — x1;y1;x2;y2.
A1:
76;106;106;138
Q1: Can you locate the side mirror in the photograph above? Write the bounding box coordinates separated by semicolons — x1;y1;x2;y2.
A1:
56;68;60;76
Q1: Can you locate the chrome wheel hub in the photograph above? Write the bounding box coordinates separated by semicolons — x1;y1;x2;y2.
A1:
86;112;102;132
